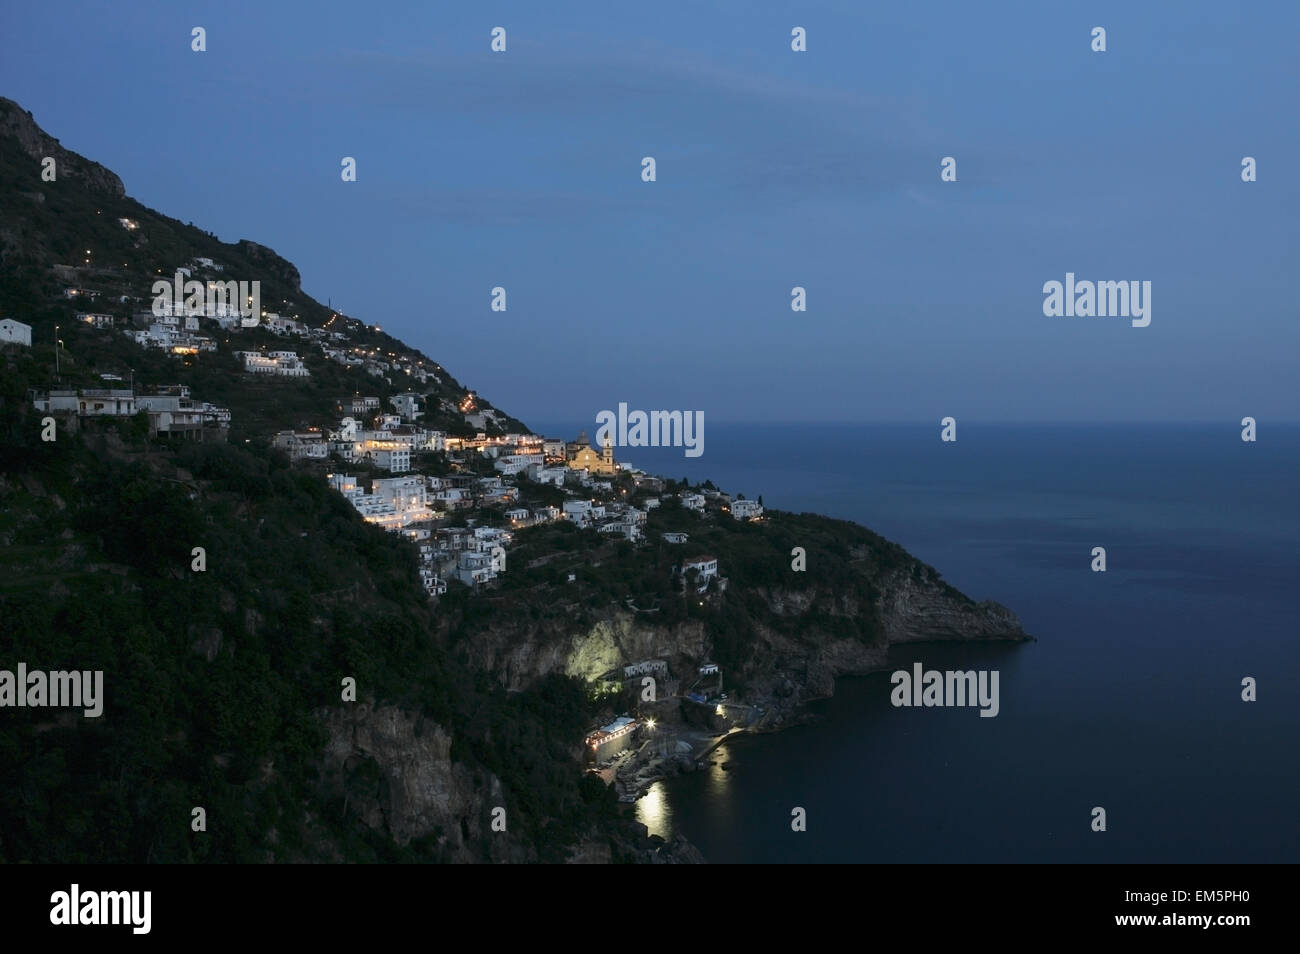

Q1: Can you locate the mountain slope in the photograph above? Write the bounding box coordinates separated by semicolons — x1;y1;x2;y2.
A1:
0;99;1026;864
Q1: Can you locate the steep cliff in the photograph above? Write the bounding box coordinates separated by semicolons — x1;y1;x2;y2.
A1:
443;510;1029;723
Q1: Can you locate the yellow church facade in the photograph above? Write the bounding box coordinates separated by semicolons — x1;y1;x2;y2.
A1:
566;430;619;476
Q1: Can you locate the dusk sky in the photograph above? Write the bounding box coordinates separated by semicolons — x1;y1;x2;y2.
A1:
2;0;1296;422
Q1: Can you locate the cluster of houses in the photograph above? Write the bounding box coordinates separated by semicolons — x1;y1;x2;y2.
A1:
30;382;231;437
238;350;310;376
45;254;350;372
311;395;747;597
326;472;536;593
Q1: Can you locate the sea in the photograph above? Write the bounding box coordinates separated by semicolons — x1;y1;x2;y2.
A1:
531;421;1300;863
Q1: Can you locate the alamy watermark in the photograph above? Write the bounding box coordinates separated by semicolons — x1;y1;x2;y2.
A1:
0;664;103;717
152;270;261;326
595;403;704;458
890;663;999;718
50;884;150;934
1042;272;1151;327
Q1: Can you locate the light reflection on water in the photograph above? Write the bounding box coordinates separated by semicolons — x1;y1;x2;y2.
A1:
636;781;672;837
637;746;735;839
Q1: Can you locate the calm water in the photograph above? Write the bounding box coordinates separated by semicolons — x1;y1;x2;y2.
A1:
538;421;1300;862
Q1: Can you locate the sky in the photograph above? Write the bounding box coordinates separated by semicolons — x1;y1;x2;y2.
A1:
1;1;1296;423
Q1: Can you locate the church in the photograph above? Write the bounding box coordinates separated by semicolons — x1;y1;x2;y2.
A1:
566;430;619;476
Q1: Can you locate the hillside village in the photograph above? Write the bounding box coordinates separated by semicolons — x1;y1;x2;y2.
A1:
5;252;765;609
6;248;766;606
5;251;774;809
0;96;1028;865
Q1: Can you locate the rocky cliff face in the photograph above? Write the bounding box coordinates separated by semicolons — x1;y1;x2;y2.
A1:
877;567;1027;643
318;703;518;862
0;97;125;197
456;570;1027;719
462;614;710;691
316;701;711;863
236;239;303;293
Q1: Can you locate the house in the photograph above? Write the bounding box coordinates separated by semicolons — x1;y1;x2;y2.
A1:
599;520;642;542
341;395;381;415
534;466;568;487
563;500;594;527
136;386;230;434
391;392;422;422
494;454;543;476
662;532;689;544
681;493;705;512
328;474;360;495
77;313;115;328
584;716;638;763
418;429;446;452
239;351;309;377
533;506;560;523
373;448;411;473
272;430;328;461
266;315;306;336
681;555;719;590
623;660;668;680
456;550;495;586
479;486;518;506
731;499;764;520
34;388;136;417
431;488;472;510
0;319;32;347
505;508;530;524
370;475;427;511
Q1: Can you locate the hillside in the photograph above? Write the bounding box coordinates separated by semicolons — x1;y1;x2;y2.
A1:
0;99;1027;864
0;96;524;440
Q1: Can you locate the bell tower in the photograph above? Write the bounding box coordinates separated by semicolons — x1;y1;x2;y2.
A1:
600;431;615;473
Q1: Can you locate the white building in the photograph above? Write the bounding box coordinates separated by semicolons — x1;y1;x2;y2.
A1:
273;430;328;461
662;532;689;544
731;499;764;520
682;555;719;582
374;448;411;473
239;351;310;377
457;550;495;586
534;466;568;487
599;521;642;542
34;388;135;417
563;500;594;527
372;475;427;511
135;386;230;433
494;454;543;476
391;392;422;422
0;319;32;347
329;474;360;495
681;493;705;512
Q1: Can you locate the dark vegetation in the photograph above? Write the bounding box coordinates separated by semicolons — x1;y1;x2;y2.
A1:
0;354;613;861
